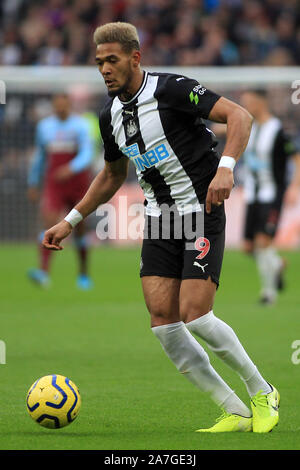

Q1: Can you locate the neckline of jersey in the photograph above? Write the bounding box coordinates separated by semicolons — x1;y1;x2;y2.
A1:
118;71;148;105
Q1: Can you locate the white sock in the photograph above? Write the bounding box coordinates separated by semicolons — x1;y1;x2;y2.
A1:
255;247;282;299
186;311;272;397
152;321;251;417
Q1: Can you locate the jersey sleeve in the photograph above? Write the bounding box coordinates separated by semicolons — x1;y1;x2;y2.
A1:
162;75;221;120
99;106;124;163
69;118;93;173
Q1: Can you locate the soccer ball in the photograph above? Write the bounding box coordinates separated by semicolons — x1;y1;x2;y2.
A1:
26;374;81;429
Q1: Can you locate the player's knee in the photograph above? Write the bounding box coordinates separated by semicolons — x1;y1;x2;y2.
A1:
180;301;211;324
149;305;179;328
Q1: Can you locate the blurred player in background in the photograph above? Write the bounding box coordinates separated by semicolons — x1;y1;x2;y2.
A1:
27;93;94;289
240;90;300;305
68;84;104;173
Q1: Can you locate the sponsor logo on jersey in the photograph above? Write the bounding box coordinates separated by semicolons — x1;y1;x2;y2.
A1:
189;91;199;105
193;84;206;95
189;84;207;105
193;261;208;272
124;109;134;116
122;143;170;171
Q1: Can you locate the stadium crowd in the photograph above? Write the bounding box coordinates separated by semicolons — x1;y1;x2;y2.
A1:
0;0;300;67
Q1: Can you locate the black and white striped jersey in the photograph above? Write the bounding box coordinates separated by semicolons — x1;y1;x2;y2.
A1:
99;71;221;216
243;117;297;204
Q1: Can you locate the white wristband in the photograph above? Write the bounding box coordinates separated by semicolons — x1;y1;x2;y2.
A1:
218;156;236;171
64;209;83;228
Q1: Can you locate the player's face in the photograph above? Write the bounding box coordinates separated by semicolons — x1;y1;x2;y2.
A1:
53;95;71;119
95;42;140;97
240;92;264;119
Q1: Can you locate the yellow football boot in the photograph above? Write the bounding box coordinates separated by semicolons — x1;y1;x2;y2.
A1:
251;384;280;433
196;410;252;433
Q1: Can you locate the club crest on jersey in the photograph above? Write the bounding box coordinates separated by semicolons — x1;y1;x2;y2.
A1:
126;119;138;137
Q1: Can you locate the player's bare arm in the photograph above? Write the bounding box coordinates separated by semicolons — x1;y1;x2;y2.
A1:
284;153;300;205
206;97;253;213
75;156;128;217
42;157;129;250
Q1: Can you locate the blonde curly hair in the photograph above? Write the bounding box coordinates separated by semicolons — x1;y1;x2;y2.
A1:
94;22;140;53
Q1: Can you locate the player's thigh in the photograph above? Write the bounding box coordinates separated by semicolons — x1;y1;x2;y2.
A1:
41;210;61;229
182;205;225;285
141;276;181;327
40;187;64;228
140;216;184;327
180;206;224;322
180;277;217;323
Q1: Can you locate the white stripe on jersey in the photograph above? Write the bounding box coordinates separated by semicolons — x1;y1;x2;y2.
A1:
110;97;126;149
137;74;201;216
244;117;281;203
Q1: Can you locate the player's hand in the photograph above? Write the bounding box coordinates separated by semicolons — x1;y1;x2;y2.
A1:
54;165;74;182
27;187;40;202
42;220;72;250
206;167;234;214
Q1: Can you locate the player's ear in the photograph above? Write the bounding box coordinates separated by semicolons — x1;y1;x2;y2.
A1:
131;50;141;68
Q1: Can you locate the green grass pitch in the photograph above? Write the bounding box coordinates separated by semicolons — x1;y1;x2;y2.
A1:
0;243;299;450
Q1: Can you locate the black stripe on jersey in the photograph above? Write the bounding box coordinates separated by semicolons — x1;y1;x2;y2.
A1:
99;99;125;162
153;74;219;202
272;128;293;190
122;100;146;155
142;167;176;207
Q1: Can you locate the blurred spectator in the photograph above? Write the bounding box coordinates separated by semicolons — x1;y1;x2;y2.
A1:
0;26;22;65
0;0;300;66
38;29;66;65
